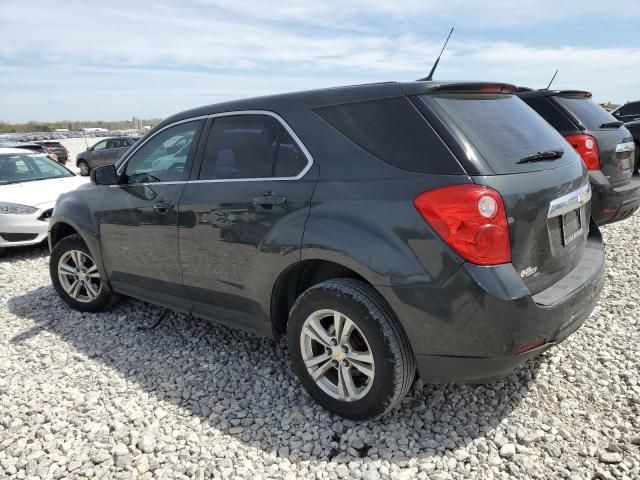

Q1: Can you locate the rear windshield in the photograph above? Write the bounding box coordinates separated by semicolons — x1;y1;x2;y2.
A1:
422;93;575;174
553;96;618;131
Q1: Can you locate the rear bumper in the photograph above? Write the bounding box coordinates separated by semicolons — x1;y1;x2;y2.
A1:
379;223;605;383
414;289;596;383
590;171;640;225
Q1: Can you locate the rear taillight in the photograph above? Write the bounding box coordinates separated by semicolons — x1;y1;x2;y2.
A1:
414;184;511;265
565;134;600;171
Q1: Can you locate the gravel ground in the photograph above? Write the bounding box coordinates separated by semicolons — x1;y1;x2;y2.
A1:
0;216;638;480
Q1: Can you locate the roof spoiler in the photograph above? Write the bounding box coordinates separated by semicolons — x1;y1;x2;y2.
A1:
557;90;592;98
425;82;517;94
515;87;592;98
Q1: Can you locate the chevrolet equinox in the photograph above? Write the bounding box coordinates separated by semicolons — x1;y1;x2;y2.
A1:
48;81;605;419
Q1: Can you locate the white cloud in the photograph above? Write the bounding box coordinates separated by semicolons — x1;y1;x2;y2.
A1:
0;0;638;120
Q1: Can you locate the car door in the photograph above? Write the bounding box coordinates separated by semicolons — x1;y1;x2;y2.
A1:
101;139;122;166
89;139;109;168
178;113;318;334
97;119;205;312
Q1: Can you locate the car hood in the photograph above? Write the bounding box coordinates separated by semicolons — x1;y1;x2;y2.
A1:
0;176;89;208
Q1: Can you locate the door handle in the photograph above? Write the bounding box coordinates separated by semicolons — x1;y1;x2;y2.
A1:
253;194;287;206
152;201;175;214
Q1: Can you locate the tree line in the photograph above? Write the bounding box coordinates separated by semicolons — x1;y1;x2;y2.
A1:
0;119;163;134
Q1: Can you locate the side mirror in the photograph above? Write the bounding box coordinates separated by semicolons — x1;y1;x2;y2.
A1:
91;165;118;185
87;146;94;151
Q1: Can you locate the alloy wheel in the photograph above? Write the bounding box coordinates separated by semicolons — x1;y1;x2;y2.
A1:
299;309;375;401
57;250;102;303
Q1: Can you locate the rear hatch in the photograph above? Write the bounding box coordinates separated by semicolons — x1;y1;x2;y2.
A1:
417;86;590;294
552;93;635;186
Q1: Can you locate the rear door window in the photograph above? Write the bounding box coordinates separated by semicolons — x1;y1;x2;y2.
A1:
422;93;575;174
553;96;619;131
274;130;307;177
199;115;309;180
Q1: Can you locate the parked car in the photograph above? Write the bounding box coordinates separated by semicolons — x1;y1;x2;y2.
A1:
76;137;139;176
0;148;87;255
0;142;57;162
517;88;640;225
625;119;640;169
611;100;640;123
36;141;70;164
48;81;605;419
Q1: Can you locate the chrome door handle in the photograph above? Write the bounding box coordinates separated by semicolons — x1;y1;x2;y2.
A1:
152;201;175;214
253;194;287;206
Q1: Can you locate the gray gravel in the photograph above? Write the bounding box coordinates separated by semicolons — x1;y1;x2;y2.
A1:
0;215;639;480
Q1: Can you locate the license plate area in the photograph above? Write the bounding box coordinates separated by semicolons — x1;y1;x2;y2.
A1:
561;208;583;245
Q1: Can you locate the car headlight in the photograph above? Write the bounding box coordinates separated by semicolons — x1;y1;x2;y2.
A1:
0;202;38;215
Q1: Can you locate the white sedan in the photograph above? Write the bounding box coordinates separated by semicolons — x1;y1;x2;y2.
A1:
0;147;88;253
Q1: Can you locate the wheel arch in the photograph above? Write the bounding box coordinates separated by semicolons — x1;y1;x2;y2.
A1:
48;215;107;285
49;221;81;249
270;258;384;337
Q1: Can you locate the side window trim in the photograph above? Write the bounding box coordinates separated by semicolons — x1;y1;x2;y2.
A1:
271;127;285;177
117;110;313;184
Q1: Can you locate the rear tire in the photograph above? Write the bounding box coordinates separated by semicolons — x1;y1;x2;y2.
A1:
78;160;90;176
288;278;415;420
50;234;119;312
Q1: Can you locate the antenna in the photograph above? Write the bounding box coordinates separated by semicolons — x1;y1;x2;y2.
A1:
545;69;558;90
419;27;454;82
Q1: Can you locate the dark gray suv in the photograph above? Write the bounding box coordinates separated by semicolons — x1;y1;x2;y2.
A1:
48;81;605;419
517;89;639;225
76;137;139;176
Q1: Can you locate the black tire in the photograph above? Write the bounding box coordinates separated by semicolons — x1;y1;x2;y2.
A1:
50;234;119;312
221;229;239;243
288;278;415;420
78;160;90;176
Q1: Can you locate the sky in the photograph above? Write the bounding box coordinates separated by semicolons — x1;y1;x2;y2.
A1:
1;0;639;122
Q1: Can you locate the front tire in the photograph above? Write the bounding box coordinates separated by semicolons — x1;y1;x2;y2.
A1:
288;278;415;420
50;234;118;312
78;160;90;176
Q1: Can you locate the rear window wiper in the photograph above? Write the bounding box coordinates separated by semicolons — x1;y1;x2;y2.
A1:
599;121;623;129
517;149;564;164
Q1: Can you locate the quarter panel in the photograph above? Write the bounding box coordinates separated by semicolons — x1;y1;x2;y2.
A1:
302;175;467;288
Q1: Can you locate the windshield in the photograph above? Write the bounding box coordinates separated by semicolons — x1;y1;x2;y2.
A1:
554;96;618;131
422;93;576;174
0;153;74;185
